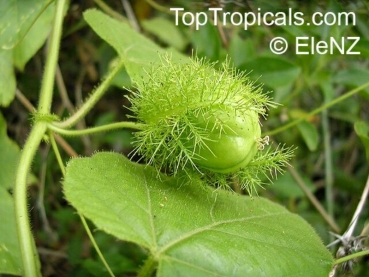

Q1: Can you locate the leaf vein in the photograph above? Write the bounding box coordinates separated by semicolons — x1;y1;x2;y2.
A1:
158;211;289;253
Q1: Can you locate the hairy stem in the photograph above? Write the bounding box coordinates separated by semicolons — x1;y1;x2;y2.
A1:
49;130;66;176
14;123;46;277
49;121;145;136
13;0;67;275
38;0;66;113
137;255;158;277
264;81;369;136
53;58;126;129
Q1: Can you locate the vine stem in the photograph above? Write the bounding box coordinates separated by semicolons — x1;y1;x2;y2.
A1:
264;81;369;136
79;214;115;277
321;82;334;238
53;58;126;129
334;249;369;266
145;0;173;14
288;166;340;233
93;0;127;22
48;121;145;136
137;255;158;277
38;0;67;114
48;130;115;276
345;174;369;238
329;173;369;247
14;0;67;276
322;109;334;223
14;123;46;276
49;130;66;176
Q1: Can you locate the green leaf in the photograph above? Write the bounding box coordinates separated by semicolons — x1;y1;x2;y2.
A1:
356;15;369;39
0;186;22;275
354;38;369;58
297;120;319;151
0;0;56;106
0;0;52;49
333;69;369;94
0;49;16;106
190;22;221;61
141;17;188;51
269;171;315;199
83;9;187;85
63;152;333;276
237;57;301;89
0;112;34;275
354;121;369;161
229;35;255;68
0;112;20;190
12;0;55;71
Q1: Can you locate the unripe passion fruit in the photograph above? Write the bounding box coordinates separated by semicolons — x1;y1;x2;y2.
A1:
129;57;293;192
184;106;261;174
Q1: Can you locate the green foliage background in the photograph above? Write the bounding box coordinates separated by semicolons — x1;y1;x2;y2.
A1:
0;0;368;276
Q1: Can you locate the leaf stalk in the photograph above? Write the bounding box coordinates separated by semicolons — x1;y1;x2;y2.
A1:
138;255;158;277
53;58;126;129
48;121;145;136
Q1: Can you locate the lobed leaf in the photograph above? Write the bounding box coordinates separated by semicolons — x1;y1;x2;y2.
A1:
63;152;333;277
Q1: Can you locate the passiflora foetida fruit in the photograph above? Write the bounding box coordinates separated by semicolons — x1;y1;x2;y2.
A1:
183;107;261;174
128;56;293;194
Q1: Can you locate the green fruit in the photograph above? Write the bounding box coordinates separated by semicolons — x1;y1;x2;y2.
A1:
129;57;293;192
184;106;261;173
